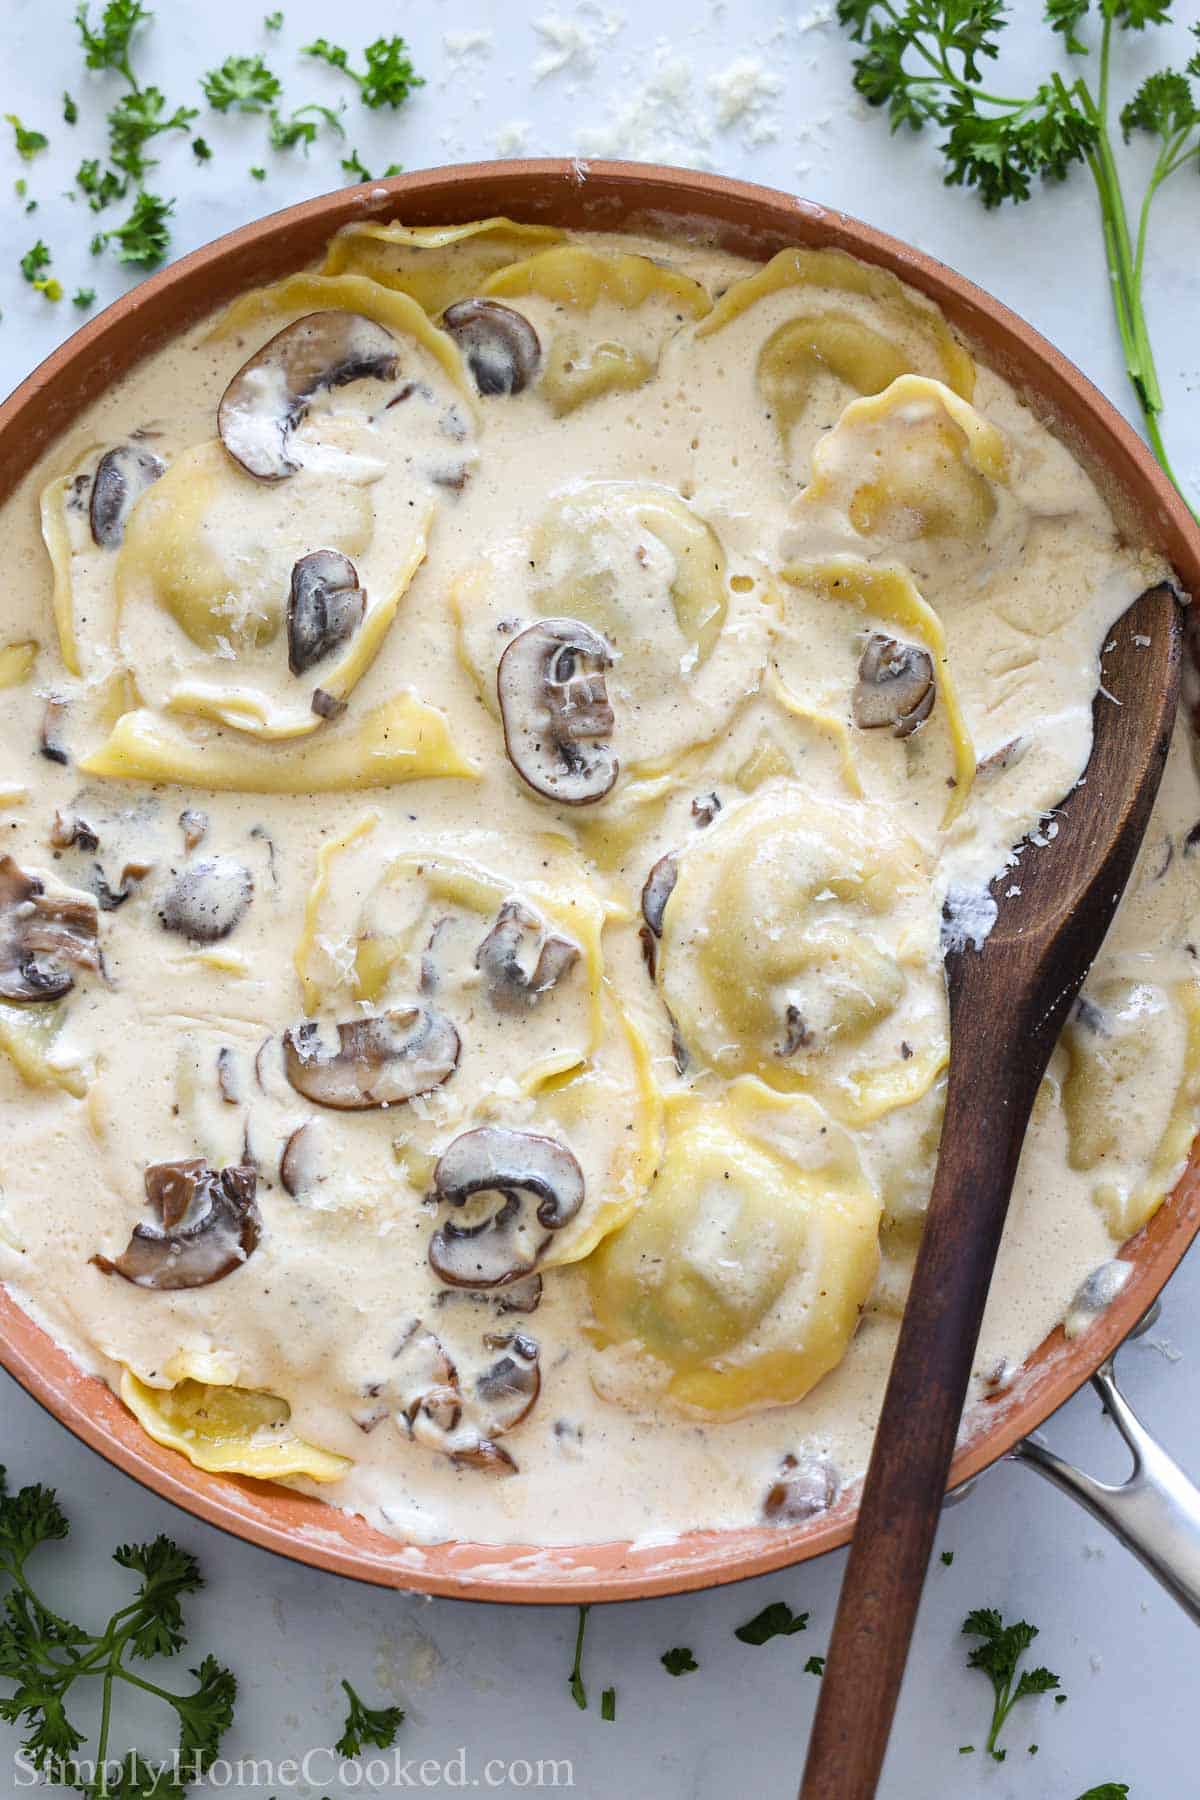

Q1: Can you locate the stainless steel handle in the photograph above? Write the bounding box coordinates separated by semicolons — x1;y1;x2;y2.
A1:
1013;1315;1200;1624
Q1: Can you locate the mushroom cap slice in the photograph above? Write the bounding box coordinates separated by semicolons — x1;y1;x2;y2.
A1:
159;857;253;943
475;1331;541;1434
497;617;618;805
852;633;935;738
428;1125;585;1288
474;899;580;1013
283;1006;460;1110
640;853;678;939
763;1451;840;1523
0;855;100;1003
89;444;166;548
218;311;401;481
441;299;541;397
287;548;367;677
92;1158;260;1290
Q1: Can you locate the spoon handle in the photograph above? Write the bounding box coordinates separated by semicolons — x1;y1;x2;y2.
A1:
799;1030;1047;1800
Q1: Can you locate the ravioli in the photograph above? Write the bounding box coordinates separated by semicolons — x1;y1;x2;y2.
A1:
655;784;948;1125
320;216;567;313
288;823;660;1268
121;1371;350;1482
480;245;712;413
454;481;772;782
588;1078;881;1414
1062;977;1200;1238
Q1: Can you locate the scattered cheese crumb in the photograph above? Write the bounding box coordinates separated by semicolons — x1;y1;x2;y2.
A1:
443;29;494;59
494;120;532;157
708;56;782;133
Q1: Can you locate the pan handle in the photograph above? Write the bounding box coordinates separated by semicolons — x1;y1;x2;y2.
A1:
1012;1331;1200;1625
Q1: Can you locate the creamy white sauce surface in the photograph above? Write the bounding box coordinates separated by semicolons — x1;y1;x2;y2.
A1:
0;221;1195;1549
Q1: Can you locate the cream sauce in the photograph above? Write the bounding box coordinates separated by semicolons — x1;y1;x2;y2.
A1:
0;223;1195;1547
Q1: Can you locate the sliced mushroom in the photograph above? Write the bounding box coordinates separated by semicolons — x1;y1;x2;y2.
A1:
282;1007;460;1110
691;791;721;827
312;687;348;720
218;312;401;481
763;1452;840;1524
640;853;678;938
433;1272;544;1316
497;618;618;805
287;549;366;677
475;1331;540;1434
50;810;100;853
159;857;253;943
428;1126;584;1289
852;634;935;738
89;444;165;548
0;855;99;1002
474;900;580;1013
279;1119;328;1196
89;858;152;912
92;1158;259;1290
441;299;541;397
40;695;70;766
179;808;209;852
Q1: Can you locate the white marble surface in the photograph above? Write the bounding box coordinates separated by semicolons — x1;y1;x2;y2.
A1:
2;2;1200;1794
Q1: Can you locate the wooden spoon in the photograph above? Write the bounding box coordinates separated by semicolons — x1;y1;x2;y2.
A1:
800;581;1182;1800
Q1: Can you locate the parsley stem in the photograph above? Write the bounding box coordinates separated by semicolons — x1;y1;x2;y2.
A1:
95;1664;115;1797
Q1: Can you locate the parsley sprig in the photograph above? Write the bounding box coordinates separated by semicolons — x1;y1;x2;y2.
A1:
837;2;1200;523
962;1606;1060;1762
72;1;194;266
202;54;282;115
334;1679;404;1759
0;1467;236;1796
302;35;425;110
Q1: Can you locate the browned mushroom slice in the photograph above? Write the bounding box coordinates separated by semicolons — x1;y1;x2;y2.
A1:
159;857;253;943
497;618;618;804
475;1331;540;1434
283;1007;460;1111
287;549;367;677
0;854;99;1002
852;634;935;738
49;811;99;852
452;1439;518;1475
92;1158;259;1290
279;1118;328;1196
762;1452;840;1524
474;899;580;1013
441;299;541;397
89;445;166;548
428;1126;584;1288
640;853;678;938
218;312;401;481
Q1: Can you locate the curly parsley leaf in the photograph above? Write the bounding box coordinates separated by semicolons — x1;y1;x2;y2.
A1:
661;1647;698;1677
107;87;196;180
192;136;212;161
303;34;424;110
804;1655;826;1676
202;53;281;114
1076;1786;1131;1799
1120;66;1199;143
1047;0;1090;56
0;1468;236;1786
334;1678;405;1759
5;115;49;160
63;91;79;125
963;1607;1060;1761
105;188;173;266
734;1601;809;1645
264;9;284;29
73;287;96;308
75;0;149;82
268;102;343;152
76;156;125;211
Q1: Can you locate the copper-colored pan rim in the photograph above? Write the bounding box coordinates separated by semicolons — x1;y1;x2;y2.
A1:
2;159;1199;1606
